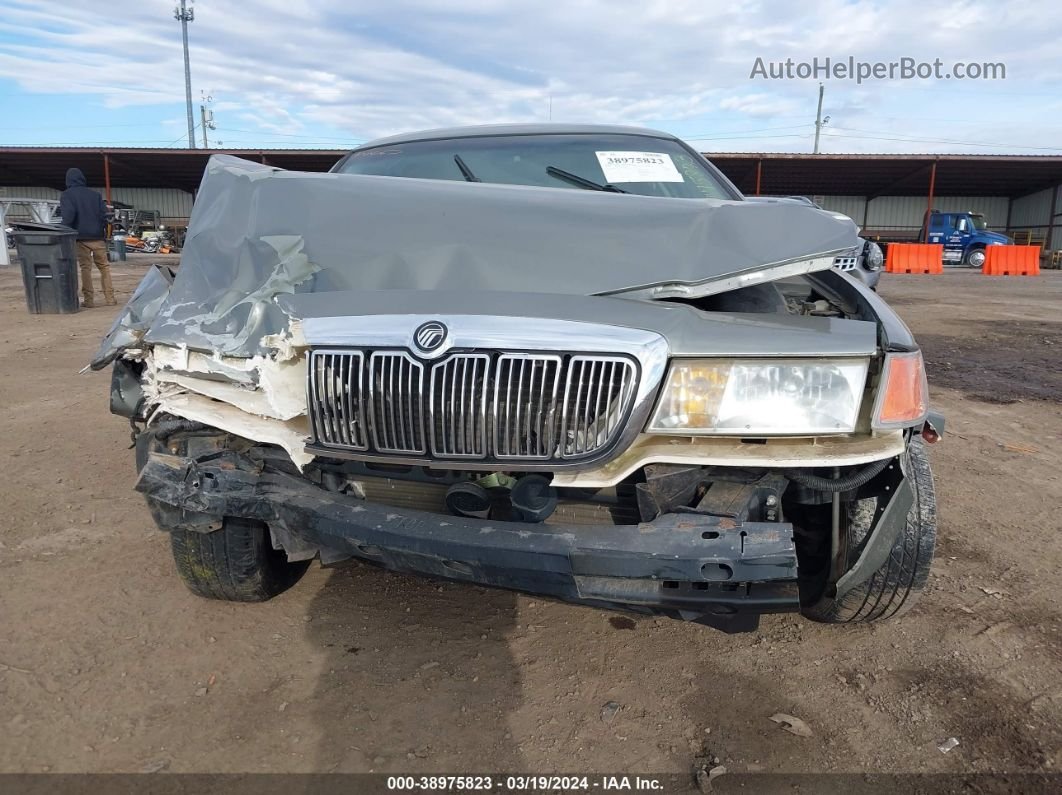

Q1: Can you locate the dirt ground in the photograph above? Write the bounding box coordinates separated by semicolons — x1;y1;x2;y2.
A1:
1;261;1060;788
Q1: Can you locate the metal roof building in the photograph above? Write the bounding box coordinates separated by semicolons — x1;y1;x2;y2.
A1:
2;147;1060;247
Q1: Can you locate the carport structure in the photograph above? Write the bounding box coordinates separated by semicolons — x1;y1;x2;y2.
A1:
709;153;1062;247
3;146;1062;249
0;147;344;200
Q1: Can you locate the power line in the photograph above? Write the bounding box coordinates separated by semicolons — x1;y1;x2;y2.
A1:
218;127;358;141
824;127;1062;152
683;124;813;140
692;133;811;143
0;122;182;131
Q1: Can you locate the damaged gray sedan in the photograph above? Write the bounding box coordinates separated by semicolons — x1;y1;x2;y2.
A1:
93;124;940;633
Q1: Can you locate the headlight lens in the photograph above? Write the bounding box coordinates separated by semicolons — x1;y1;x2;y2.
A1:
865;241;884;270
647;358;869;435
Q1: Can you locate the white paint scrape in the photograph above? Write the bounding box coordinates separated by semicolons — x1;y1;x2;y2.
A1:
152;393;314;469
144;343;313;468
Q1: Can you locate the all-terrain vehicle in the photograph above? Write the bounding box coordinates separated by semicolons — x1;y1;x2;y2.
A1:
94;124;941;633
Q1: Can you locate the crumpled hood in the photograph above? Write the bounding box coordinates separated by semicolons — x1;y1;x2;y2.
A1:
106;154;860;360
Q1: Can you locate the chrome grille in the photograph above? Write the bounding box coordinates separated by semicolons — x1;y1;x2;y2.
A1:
494;354;562;459
309;350;367;450
560;357;636;458
308;349;639;463
833;255;858;272
430;354;490;458
368;352;426;454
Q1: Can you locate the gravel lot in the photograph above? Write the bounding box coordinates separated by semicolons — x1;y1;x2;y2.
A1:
1;261;1059;788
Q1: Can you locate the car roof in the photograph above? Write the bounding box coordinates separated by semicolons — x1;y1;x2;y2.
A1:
351;123;682;151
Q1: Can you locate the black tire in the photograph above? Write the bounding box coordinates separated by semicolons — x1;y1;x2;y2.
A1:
170;518;310;602
803;439;937;623
963;246;986;269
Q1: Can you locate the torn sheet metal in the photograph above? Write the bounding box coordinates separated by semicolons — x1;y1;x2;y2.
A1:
149;345;307;421
149;392;314;469
90;264;173;369
130;154;859;359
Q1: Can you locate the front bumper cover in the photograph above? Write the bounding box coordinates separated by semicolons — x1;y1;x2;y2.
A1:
136;447;801;633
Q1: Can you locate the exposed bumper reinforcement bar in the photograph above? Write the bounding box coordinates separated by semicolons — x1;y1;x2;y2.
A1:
135;448;800;633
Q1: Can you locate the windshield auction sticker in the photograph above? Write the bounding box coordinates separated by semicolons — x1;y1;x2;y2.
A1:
595;151;684;183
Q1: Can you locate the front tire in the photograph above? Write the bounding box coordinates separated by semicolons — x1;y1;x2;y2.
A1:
964;247;986;269
170;517;310;602
803;439;937;623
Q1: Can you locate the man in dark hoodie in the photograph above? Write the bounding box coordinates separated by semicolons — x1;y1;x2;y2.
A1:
59;167;114;307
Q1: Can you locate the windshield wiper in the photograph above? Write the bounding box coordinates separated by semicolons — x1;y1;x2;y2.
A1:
454;154;480;182
546;166;627;193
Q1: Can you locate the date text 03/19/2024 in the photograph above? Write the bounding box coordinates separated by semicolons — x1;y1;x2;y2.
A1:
385;775;666;791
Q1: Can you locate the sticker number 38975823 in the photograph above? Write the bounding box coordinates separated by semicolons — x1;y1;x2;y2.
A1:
595;151;685;183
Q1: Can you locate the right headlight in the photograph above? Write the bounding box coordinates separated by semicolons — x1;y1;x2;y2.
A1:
865;241;884;270
647;358;869;436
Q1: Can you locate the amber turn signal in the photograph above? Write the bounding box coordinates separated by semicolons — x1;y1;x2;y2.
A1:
873;351;929;429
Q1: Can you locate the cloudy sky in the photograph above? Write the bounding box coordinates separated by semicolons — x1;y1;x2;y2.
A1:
1;0;1060;153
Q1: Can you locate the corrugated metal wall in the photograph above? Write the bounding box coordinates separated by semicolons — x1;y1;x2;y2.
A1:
817;195;1011;234
108;187;194;220
782;195;1010;231
1009;185;1059;247
0;186;59;201
0;185;193;223
817;195;867;224
866;196;1009;232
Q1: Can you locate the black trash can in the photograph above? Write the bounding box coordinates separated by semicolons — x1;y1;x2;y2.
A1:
11;222;80;314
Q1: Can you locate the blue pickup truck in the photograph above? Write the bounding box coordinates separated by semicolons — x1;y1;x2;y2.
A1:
924;210;1012;268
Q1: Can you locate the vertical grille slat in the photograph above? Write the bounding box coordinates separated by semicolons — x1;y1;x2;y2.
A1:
593;361;607;449
458;358;468;453
386;357;397;449
310;349;636;462
449;360;458;451
309;353;324;442
605;361;617;436
332;353;346;446
406;358;417;452
325;353;339;443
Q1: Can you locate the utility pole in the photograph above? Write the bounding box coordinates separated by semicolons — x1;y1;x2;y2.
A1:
200;95;215;148
174;0;196;149
813;82;824;154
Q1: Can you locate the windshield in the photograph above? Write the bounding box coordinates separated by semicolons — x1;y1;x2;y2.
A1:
970;214;988;231
336;133;733;199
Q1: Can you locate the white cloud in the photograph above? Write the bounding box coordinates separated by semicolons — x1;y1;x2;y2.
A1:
719;93;801;118
0;0;1060;152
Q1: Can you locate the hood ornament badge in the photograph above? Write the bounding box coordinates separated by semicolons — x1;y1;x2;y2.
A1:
413;321;448;353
